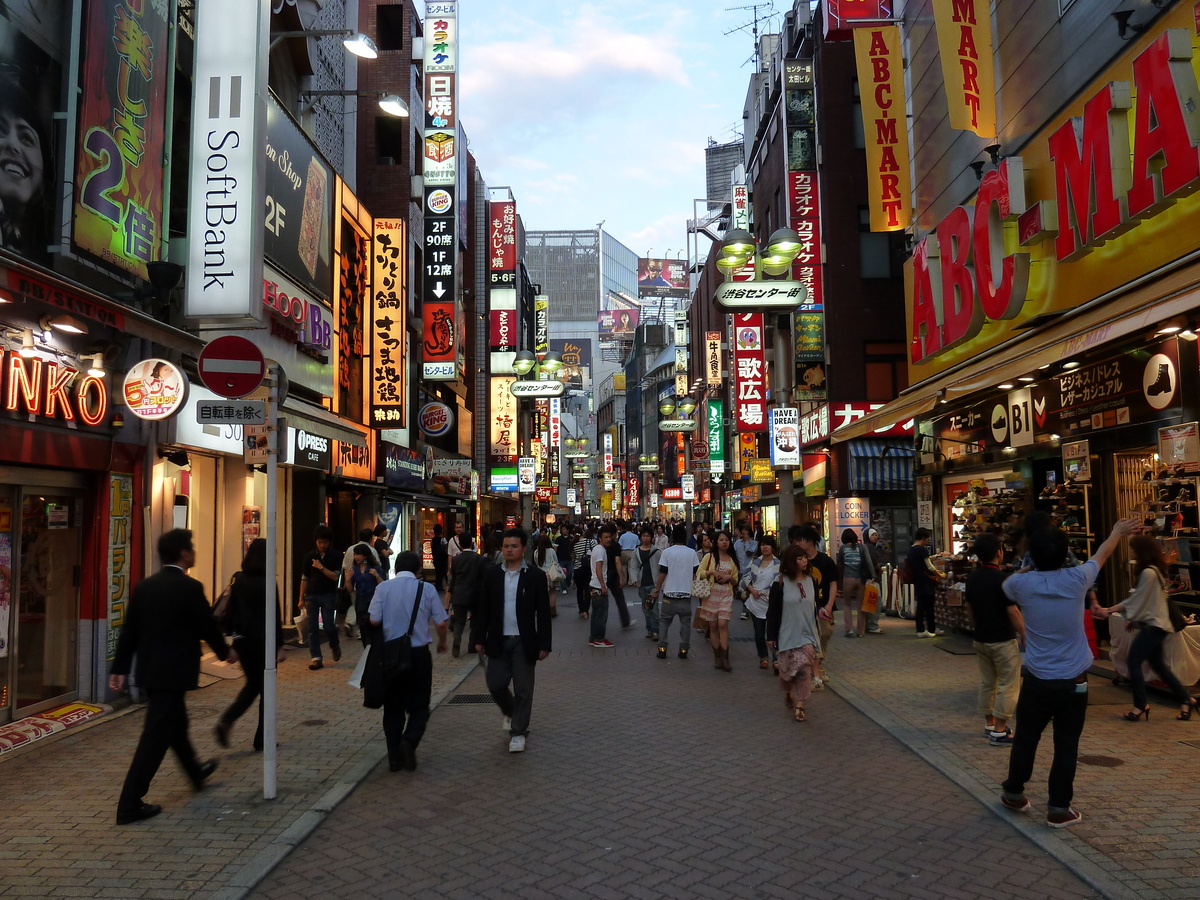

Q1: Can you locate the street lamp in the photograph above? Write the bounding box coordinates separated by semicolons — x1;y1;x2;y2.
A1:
301;89;410;117
270;29;380;59
677;396;697;416
638;454;659;472
539;350;564;374
713;226;806;304
512;350;537;375
659;397;677;416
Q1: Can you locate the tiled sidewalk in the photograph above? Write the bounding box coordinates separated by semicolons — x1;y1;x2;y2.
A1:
0;638;478;899
821;618;1200;900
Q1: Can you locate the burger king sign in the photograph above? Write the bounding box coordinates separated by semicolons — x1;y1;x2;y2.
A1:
419;402;455;438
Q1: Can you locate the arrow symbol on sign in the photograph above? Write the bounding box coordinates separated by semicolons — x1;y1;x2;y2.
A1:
433;282;446;298
1033;396;1047;428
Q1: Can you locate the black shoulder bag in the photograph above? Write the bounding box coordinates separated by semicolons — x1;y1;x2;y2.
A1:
381;582;424;677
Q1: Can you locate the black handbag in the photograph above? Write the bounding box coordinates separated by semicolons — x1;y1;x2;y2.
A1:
381;582;424;677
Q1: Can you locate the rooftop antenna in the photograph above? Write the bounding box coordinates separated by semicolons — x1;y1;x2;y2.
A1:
724;2;778;69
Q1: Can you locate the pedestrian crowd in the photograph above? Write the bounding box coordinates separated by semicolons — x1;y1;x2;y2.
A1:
107;510;1200;836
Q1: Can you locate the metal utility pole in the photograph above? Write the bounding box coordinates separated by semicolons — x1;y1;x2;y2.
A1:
774;313;796;534
262;365;279;799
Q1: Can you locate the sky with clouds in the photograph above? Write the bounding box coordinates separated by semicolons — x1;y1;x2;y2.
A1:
455;1;786;262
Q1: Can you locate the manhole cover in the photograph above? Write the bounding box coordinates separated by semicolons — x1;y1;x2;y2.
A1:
300;719;327;726
446;694;495;705
1077;754;1123;767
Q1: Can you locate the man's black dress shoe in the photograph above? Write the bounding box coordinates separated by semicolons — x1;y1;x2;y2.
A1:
193;759;218;789
116;803;162;825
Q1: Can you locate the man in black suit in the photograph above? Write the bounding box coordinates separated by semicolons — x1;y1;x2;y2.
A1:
472;527;552;753
110;529;235;824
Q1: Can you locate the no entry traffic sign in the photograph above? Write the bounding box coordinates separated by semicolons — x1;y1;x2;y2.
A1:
197;335;266;399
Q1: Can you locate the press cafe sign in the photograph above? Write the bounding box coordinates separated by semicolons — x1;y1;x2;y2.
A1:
910;24;1200;371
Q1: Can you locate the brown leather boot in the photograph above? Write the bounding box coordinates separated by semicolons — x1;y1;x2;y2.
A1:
721;646;732;671
713;644;722;668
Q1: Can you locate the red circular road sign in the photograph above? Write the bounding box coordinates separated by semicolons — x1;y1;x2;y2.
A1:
197;335;266;399
691;440;709;459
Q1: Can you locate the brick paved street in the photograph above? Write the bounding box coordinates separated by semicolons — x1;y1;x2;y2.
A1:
246;609;1102;900
7;604;1200;899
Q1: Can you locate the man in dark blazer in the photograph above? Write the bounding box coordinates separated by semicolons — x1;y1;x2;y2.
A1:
472;527;552;753
110;529;236;824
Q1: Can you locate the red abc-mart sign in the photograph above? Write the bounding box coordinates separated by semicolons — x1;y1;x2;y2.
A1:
197;335;266;399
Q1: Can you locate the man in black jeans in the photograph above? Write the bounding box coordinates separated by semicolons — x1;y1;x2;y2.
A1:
905;528;943;637
998;517;1137;827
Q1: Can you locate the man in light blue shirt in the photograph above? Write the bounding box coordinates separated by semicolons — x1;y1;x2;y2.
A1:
998;517;1137;828
369;551;448;773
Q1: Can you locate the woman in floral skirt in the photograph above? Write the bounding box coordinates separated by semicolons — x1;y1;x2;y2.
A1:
767;545;823;722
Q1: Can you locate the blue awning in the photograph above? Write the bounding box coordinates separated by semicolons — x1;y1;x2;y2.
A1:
847;440;915;491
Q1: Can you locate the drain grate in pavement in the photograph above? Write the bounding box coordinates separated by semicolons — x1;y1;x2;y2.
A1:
300;719;328;726
1078;755;1124;767
446;694;495;705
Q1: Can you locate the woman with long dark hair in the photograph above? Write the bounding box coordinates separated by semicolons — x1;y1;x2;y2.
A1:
767;545;822;721
699;529;739;671
1097;535;1197;721
215;539;286;751
534;532;562;617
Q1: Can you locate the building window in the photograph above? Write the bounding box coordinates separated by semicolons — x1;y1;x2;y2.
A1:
851;80;865;150
376;117;406;166
864;342;907;401
376;5;405;52
859;208;892;279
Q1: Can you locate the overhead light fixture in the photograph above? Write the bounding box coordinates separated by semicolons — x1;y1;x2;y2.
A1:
1180;329;1198;341
677;396;698;415
998;382;1014;390
1018;375;1035;383
1156;316;1186;335
86;353;106;378
270;29;379;59
540;350;564;374
18;329;36;358
42;314;89;335
1112;10;1145;41
1062;360;1081;369
301;89;409;117
658;397;677;416
983;143;1002;166
969;160;986;182
512;350;537;376
1038;363;1052;370
377;93;409;117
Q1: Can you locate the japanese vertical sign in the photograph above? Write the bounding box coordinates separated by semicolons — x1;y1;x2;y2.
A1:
853;25;912;231
74;0;171;280
489;200;517;274
185;0;269;318
107;473;133;661
732;314;767;432
731;182;750;230
370;218;406;425
674;311;689;398
489;376;518;491
535;295;550;354
603;432;614;474
770;408;801;467
423;2;460;381
549;397;561;479
707;399;726;473
932;0;996;137
705;332;723;385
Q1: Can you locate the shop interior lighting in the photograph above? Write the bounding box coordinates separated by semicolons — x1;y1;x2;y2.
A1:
86;354;105;378
270;29;379;59
18;329;36;358
1156;317;1186;335
998;382;1014;390
1038;362;1052;369
1062;360;1081;369
1018;375;1035;382
1181;330;1198;341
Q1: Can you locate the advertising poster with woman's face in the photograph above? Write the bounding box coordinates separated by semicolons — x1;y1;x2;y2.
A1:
0;5;64;265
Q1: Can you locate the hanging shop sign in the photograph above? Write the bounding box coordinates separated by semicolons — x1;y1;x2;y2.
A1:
770;407;801;467
334;434;373;481
518;457;537;493
603;432;613;474
106;472;134;660
370;218;406;426
627;475;640;505
825;0;893;39
1062;440;1091;483
384;442;427;491
489;375;518;491
732;313;767;432
0;352;109;427
715;281;807;311
293;429;331;470
748;459;774;484
123;359;187;421
659;420;697;432
262;96;333;301
731;182;750;230
800;404;831;447
73;0;171;280
510;380;565;398
488;200;517;284
423;299;459;380
909;11;1200;377
705;332;723;385
535;295;550;354
802;453;827;497
681;474;695;501
931;0;996;137
852;25;912;231
829;402;914;437
707;399;726;473
418;401;455;437
185;0;268;319
490;305;518;352
662;487;683;501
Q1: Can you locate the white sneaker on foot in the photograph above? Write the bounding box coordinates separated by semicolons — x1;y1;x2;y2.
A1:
502;715;512;732
508;735;526;753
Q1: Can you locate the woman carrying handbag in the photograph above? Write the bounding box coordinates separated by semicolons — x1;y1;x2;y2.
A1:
1096;536;1198;721
534;533;563;618
698;531;739;671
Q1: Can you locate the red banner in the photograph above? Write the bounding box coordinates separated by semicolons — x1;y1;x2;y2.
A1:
73;0;171;278
732;313;767;432
423;300;456;364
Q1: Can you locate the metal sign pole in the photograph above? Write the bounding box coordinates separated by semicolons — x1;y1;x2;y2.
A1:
262;364;279;799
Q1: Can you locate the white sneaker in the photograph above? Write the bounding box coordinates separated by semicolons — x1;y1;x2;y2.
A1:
502;715;512;732
935;628;946;636
508;735;526;753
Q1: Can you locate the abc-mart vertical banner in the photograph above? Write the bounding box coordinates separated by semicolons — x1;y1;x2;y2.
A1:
422;1;461;381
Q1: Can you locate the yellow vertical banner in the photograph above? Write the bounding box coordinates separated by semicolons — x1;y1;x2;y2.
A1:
853;25;912;231
931;0;997;137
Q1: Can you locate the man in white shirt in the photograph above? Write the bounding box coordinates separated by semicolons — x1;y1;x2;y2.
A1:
617;520;640;585
446;521;467;560
589;525;618;648
652;524;699;660
368;551;448;773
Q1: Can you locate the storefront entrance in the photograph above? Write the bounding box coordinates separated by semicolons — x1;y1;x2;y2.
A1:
0;476;86;723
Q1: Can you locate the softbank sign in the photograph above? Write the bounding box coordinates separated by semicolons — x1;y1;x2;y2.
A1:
911;28;1200;367
185;0;269;319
